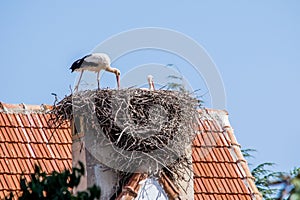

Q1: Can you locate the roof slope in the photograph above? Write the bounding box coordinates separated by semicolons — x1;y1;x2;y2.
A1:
0;102;72;199
193;109;261;200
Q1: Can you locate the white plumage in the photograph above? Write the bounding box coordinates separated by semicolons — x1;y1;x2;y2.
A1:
70;53;120;91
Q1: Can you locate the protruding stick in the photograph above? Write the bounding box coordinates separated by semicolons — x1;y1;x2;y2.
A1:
74;71;84;92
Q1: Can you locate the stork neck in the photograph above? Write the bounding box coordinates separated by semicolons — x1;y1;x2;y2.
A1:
105;66;115;73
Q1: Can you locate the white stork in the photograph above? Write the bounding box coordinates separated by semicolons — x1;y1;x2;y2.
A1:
147;75;155;91
70;53;120;91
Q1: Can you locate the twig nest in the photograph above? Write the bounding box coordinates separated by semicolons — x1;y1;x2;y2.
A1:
52;89;198;174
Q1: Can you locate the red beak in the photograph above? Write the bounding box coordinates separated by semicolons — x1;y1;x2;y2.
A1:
116;75;120;89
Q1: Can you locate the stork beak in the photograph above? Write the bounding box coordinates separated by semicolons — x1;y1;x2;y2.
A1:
116;75;120;89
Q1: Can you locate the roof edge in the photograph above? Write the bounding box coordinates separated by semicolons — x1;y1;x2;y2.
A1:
223;125;263;199
198;108;230;128
0;102;52;113
198;108;228;116
198;107;262;199
0;103;227;115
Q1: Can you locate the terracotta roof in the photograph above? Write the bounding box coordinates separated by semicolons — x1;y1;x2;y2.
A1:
115;173;148;200
158;172;180;199
0;102;72;199
116;172;180;200
193;109;261;200
0;102;261;199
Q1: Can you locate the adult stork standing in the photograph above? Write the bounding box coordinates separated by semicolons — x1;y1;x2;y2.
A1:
70;53;120;91
147;75;155;91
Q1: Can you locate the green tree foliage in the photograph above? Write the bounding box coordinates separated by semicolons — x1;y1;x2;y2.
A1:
166;74;203;108
166;75;186;93
242;149;280;199
5;162;100;200
289;171;300;200
242;148;300;200
267;168;300;200
252;162;282;199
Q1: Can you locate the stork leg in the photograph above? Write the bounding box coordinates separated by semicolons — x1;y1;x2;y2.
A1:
74;71;84;92
97;71;100;90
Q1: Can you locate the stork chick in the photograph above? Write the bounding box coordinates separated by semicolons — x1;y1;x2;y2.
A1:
147;75;155;91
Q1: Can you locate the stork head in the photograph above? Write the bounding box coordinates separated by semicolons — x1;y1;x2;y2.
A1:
105;67;121;89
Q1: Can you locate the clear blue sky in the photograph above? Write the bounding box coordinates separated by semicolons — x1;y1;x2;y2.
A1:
1;1;299;173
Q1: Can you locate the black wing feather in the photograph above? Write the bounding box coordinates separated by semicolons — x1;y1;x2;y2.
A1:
70;54;92;72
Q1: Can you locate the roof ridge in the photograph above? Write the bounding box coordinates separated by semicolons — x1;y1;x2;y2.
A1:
0;102;52;114
199;108;228;115
0;103;224;115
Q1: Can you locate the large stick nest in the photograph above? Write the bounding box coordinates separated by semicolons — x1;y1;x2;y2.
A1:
51;89;198;174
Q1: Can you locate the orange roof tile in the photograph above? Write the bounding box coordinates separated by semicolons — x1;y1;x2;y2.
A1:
115;173;148;200
0;102;72;199
193;109;261;199
158;171;180;199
